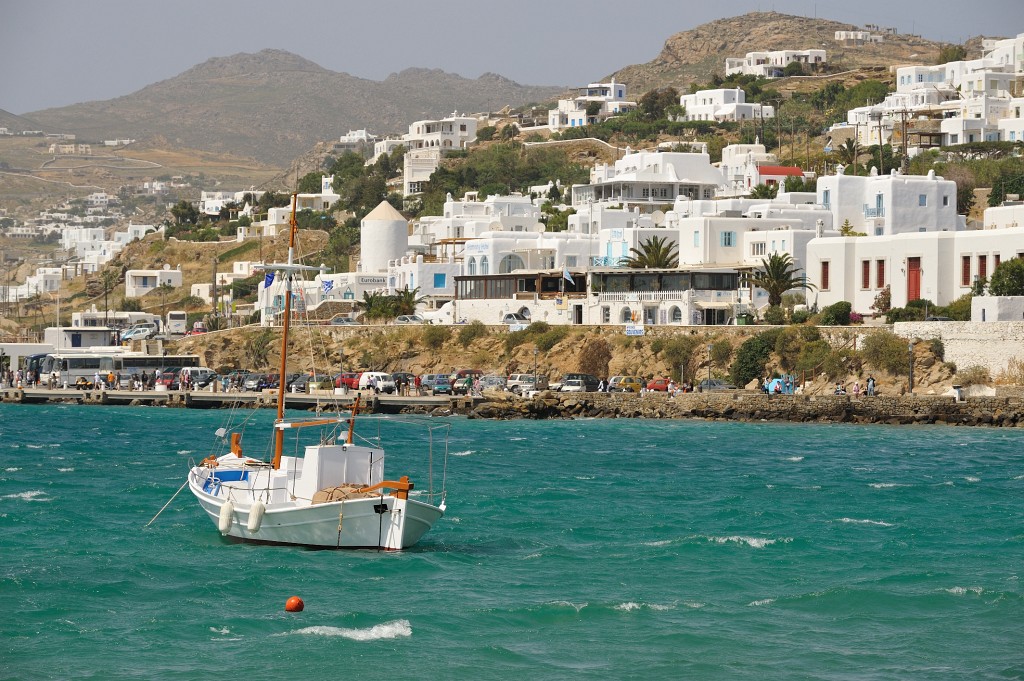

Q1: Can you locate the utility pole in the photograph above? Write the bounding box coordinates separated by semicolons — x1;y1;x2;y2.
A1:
212;257;218;321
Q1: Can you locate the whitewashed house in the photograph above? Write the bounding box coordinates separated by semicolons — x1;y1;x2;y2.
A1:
402;112;477;195
725;49;826;78
679;88;775;123
547;80;636;131
124;266;183;298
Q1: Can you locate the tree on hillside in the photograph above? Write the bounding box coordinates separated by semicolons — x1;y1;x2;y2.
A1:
100;268;120;325
637;87;680;121
393;287;426;316
170;200;199;225
834;138;862;170
988;258;1024;296
355;291;395;323
297;172;325;193
938;44;967;64
622;235;679;269
745;253;815;307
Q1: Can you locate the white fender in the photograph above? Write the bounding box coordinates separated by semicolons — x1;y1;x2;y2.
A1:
247;501;266;532
218;501;234;535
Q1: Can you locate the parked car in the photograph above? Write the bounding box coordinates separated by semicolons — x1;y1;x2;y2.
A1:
156;370;181;390
699;378;737;391
334;371;362;389
501;313;529;324
560;379;586;392
421;374;452;395
449;369;483;395
185;321;208;336
394;315;426;325
329;316;360;326
478;374;507;391
358;371;396;394
243;373;267;391
552;373;601;392
646;377;672;392
507;373;549;394
609;376;643;393
925;316;952;321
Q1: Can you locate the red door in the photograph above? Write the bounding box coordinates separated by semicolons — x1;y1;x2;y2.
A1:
907;257;921;301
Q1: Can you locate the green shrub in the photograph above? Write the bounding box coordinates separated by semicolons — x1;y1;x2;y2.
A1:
535;327;568;351
649;338;665;355
662;336;701;382
861;330;911;375
819;301;852;326
885;306;923;323
710;340;733;367
526;321;551;334
763;305;786;325
955;364;990;387
796;339;832;372
928;337;944;361
791;309;810;324
504;329;529;353
457;320;487;347
730;328;784;387
422;325;450;350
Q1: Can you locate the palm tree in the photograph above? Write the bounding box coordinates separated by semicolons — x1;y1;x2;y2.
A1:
834;138;861;172
99;268;120;325
745;253;816;307
621;235;679;269
355;291;394;324
393;287;426;316
749;183;778;199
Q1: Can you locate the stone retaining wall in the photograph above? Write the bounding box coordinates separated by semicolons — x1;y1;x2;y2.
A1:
466;391;1024;427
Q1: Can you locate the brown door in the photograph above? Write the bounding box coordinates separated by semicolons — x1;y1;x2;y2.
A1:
907;257;921;301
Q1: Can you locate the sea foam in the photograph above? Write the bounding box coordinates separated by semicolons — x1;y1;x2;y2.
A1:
837;517;894;527
704;535;792;549
285;620;412;641
3;490;49;502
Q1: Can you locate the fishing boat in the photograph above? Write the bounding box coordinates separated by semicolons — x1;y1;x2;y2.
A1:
186;195;448;550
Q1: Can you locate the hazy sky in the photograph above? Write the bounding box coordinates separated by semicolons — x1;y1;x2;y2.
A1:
2;0;1021;115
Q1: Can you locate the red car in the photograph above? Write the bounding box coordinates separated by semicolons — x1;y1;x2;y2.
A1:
335;371;362;389
647;377;672;392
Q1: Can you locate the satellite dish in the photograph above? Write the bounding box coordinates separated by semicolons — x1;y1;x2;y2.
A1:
162;264;171;271
651;210;666;226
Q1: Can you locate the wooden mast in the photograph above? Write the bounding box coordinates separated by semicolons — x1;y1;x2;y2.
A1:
271;193;299;470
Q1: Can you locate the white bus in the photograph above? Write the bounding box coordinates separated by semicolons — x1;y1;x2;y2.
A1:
165;310;188;336
38;351;202;388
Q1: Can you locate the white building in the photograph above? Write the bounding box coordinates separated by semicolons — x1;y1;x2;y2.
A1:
570;148;726;210
402;112;477;195
817;167;963;236
124;266;183;298
725;49;827;78
548;80;636;131
409;192;544;257
834;30;884;45
332;129;377;157
679;88;775;123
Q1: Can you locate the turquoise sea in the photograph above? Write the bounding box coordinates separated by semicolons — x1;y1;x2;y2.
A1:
1;404;1022;680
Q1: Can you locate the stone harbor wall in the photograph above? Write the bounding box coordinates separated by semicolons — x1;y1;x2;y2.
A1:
460;391;1024;427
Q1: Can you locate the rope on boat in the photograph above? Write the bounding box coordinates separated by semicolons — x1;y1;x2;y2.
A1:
144;479;190;528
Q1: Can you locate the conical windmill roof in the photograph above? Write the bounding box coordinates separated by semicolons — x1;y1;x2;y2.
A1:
363;200;406;222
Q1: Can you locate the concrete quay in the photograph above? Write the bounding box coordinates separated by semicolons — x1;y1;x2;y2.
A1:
0;387;473;414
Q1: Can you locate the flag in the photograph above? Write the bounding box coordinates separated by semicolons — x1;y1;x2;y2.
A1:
264;271;275;288
562;266;574;285
322;279;334;294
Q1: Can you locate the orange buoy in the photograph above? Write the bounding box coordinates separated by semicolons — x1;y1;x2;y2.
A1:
285;596;304;612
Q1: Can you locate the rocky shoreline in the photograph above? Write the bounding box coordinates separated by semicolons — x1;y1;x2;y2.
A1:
452;391;1022;427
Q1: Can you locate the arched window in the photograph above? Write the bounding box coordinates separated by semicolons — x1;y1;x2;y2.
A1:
620;306;633;323
670;306;682;323
480;255;489;275
467;257;476;276
499;254;525;273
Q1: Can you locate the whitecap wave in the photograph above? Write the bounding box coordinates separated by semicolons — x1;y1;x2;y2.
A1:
964;476;980;483
5;467;19;472
285;620;411;641
509;437;527;441
704;535;792;549
551;600;587;613
945;586;983;596
869;483;906;489
523;552;542;560
450;450;474;457
26;444;44;449
837;518;894;527
614;602;641;611
748;598;775;607
3;490;49;501
210;626;230;635
786;456;804;462
177;450;192;455
684;602;706;609
57;468;74;473
642;539;673;547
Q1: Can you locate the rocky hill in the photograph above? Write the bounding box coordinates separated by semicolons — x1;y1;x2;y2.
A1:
22;50;564;166
612;12;951;94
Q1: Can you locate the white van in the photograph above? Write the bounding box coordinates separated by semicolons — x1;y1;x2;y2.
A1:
178;367;216;388
357;371;396;394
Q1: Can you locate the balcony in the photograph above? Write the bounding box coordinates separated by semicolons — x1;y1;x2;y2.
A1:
863;205;885;218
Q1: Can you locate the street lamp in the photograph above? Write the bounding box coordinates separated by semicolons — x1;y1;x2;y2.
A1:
908;341;915;394
707;343;713;389
533;348;539;386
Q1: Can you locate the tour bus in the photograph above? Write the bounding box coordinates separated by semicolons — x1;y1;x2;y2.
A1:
36;350;202;388
165;311;188;336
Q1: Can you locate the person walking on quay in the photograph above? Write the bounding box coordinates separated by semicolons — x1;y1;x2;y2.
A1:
866;375;876;396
